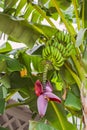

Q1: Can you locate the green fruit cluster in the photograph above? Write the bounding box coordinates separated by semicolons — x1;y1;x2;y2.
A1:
42;31;73;70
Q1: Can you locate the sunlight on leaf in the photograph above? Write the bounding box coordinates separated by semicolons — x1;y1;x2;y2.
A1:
0;42;12;53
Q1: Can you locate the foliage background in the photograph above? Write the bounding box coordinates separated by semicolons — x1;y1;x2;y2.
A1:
0;0;87;130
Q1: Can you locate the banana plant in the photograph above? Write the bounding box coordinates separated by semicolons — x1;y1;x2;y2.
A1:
0;0;87;130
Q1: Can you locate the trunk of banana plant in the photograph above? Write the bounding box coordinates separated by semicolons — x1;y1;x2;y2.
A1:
80;85;87;130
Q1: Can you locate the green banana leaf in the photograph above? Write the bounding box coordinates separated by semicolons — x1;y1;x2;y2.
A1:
0;13;58;48
76;28;87;47
0;13;41;48
60;66;75;85
29;120;57;130
0;75;11;89
64;91;82;111
0;98;5;114
28;96;77;130
14;0;27;16
0;127;9;130
0;54;24;72
38;0;71;10
0;42;12;53
4;0;18;9
0;86;6;114
18;51;43;75
9;71;37;98
45;102;77;130
4;0;18;14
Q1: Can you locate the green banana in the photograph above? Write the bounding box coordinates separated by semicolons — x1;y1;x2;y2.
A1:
61;32;65;41
42;49;46;57
51;46;58;58
56;56;64;64
66;43;72;52
46;46;51;54
57;32;62;41
54;65;60;70
56;60;64;67
54;60;64;70
42;30;73;72
50;46;55;54
64;34;68;43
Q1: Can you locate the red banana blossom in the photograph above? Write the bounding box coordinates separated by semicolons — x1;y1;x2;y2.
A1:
34;80;61;117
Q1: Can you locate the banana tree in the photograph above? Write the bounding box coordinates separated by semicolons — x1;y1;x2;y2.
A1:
0;0;87;130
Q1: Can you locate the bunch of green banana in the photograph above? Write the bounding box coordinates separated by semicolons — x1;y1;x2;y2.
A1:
56;31;71;45
46;40;73;59
58;42;74;58
47;31;73;58
42;31;73;71
42;46;64;70
57;44;66;58
64;43;73;57
47;31;72;46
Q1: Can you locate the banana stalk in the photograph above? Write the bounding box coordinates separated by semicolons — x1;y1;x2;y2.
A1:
43;63;50;89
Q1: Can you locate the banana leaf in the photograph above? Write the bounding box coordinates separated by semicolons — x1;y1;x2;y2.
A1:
0;13;57;48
